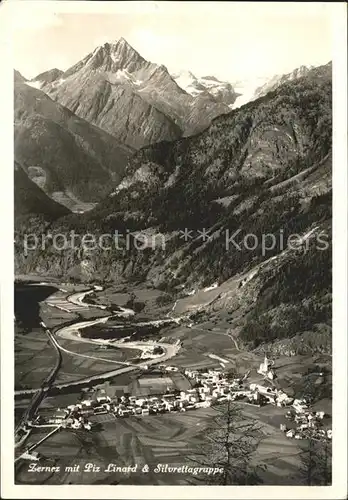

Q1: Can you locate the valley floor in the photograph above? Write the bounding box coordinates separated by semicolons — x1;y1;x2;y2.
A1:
14;278;332;485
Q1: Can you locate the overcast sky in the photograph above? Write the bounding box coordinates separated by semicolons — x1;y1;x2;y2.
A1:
10;1;334;81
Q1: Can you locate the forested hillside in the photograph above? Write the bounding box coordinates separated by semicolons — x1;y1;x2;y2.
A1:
14;63;332;353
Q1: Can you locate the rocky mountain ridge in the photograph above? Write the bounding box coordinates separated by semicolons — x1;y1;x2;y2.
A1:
172;69;238;106
231;65;315;109
31;38;234;149
253;65;315;100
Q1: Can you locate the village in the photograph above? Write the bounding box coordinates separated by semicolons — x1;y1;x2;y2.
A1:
22;354;331;463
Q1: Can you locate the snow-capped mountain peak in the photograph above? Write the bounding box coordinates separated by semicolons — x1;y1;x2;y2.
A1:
171;70;200;95
231;64;316;109
172;70;238;105
253;65;315;100
28;38;236;150
108;38;145;69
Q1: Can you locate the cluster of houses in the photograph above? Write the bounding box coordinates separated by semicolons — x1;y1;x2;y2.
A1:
280;399;332;441
31;407;92;431
30;355;331;445
32;367;284;428
184;367;293;407
52;366;298;424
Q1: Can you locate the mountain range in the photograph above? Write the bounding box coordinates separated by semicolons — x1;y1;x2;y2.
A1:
25;39;318;152
14;37;332;355
28;39;234;149
14;78;133;212
172;70;238;106
252;65;315;100
15;61;332;354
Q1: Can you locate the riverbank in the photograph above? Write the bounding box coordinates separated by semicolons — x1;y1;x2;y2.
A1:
15;281;183;394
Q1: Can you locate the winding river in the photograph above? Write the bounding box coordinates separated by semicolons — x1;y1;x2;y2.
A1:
15;284;182;395
15;283;182;447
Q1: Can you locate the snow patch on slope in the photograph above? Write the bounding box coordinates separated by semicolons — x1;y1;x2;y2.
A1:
172;70;199;96
172;70;235;99
26;80;43;90
231;76;269;109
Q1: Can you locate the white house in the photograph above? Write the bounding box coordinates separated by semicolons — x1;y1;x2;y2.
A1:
195;401;211;408
97;396;111;403
204;283;218;292
275;391;293;406
257;355;275;380
81;400;93;407
135;398;147;407
292;400;308;413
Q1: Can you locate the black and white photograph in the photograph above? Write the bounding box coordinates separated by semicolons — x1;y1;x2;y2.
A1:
0;1;347;498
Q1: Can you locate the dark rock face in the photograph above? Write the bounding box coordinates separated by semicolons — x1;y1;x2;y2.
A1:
45;75;182;150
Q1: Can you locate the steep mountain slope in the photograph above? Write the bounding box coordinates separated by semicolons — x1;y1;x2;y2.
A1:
35;39;233;149
15;63;332;353
91;62;331;230
14;78;133;211
14;162;71;260
14;70;27;83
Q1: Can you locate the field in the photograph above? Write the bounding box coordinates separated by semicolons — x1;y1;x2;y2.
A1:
54;338;141;385
131;371;192;396
14;279;332;486
15;330;58;389
15;283;142;390
15;407;217;485
15;329;141;389
241;404;304;485
172;276;240;315
161;323;260;374
15;401;309;486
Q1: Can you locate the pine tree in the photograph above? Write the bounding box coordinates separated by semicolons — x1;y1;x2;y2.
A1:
299;437;332;485
190;401;264;485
